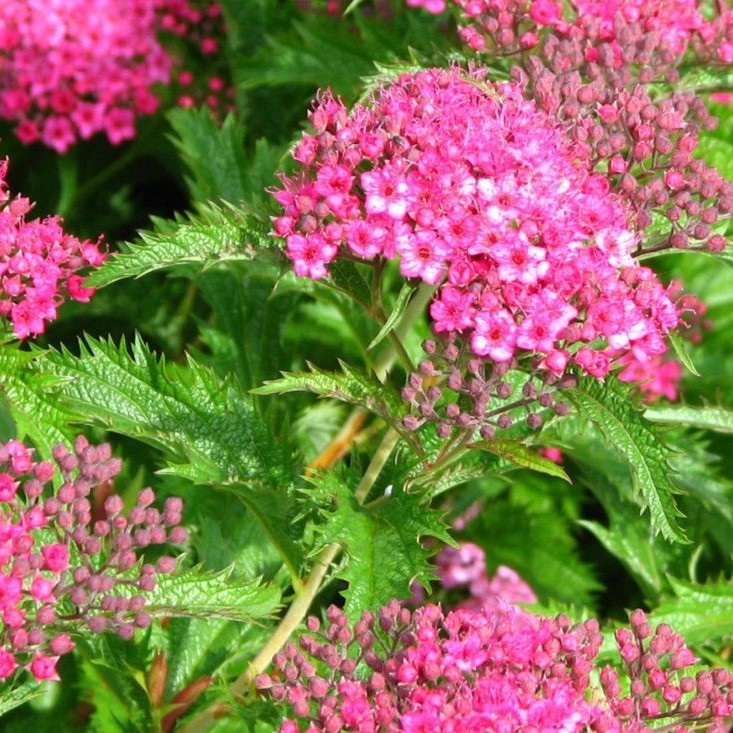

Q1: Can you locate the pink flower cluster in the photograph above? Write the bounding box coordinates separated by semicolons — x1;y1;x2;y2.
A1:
616;290;709;403
259;602;733;732
258;601;603;732
0;158;104;339
0;436;188;683
450;0;706;54
435;541;537;610
272;68;679;379
0;0;173;152
164;2;235;118
0;0;230;152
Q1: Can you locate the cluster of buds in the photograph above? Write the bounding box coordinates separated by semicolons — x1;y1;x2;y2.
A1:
257;600;603;731
259;602;733;732
0;436;188;682
599;608;732;731
401;336;573;440
163;1;235;118
0;158;105;339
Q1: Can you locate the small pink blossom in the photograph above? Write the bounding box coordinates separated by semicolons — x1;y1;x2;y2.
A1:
30;654;59;682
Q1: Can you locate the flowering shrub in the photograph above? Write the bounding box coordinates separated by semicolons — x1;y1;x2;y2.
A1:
2;0;733;730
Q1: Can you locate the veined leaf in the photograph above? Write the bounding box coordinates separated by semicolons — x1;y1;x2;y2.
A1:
131;565;280;622
168;109;250;204
252;360;406;424
566;378;686;543
668;331;700;377
472;439;571;483
0;342;77;456
86;205;276;289
653;577;733;647
645;404;733;434
43;335;303;578
312;473;452;618
0;680;44;718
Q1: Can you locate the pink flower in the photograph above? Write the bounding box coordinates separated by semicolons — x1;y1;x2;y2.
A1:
529;0;561;26
397;231;448;284
472;310;516;362
42;544;69;573
30;654;60;682
286;234;337;280
0;650;17;679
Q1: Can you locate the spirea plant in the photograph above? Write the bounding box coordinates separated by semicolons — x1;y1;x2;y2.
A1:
2;0;733;731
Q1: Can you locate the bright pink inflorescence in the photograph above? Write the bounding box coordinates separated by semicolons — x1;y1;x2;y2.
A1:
0;436;188;683
0;159;105;338
0;0;229;152
273;68;679;381
258;603;733;732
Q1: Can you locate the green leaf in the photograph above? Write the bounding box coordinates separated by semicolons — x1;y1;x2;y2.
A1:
237;20;378;97
472;439;571;483
167;109;251;204
368;282;415;351
645;404;733;434
86;205;276;289
163;618;250;703
132;565;280;622
312;473;452;617
566;378;687;543
0;680;44;718
43;335;303;578
0;343;77;456
326;260;374;310
653;577;733;647
668;331;700;377
252;360;406;425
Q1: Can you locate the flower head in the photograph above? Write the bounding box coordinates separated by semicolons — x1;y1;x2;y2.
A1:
0;159;104;338
0;436;188;682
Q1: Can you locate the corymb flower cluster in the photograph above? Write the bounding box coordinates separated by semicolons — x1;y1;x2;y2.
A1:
0;0;229;151
0;158;105;339
258;602;733;732
272;68;679;381
0;436;188;683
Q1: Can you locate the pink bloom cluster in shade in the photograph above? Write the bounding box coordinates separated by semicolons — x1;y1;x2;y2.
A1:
0;0;229;152
164;2;235;118
272;68;679;379
435;541;538;610
0;159;105;339
260;602;733;732
0;436;188;684
0;0;172;152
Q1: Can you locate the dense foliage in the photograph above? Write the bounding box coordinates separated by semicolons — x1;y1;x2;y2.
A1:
2;1;733;731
